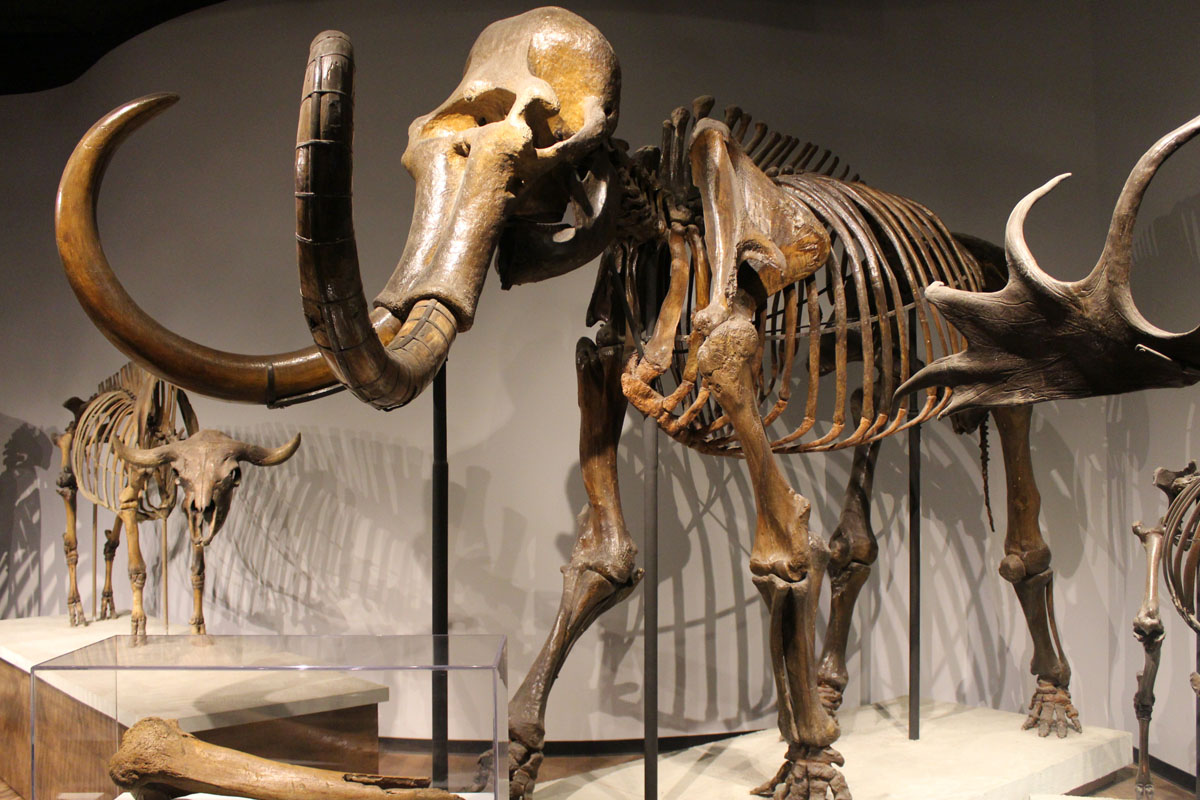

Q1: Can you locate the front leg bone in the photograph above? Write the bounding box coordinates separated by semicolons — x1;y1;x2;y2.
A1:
698;302;840;797
506;335;641;799
110;717;460;800
1131;520;1165;800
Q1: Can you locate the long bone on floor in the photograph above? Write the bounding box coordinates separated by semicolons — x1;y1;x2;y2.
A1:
109;717;464;800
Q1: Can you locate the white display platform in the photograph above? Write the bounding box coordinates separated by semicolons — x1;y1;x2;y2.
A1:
2;613;388;730
116;795;495;800
0;612;168;672
539;697;1131;800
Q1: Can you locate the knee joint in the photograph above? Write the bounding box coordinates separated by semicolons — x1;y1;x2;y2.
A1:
829;524;877;573
999;547;1051;583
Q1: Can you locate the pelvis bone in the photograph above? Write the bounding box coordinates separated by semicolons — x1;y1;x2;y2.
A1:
899;113;1200;412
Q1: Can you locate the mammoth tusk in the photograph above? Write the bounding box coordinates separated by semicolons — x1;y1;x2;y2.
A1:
112;438;175;469
109;717;464;800
297;31;455;411
239;432;302;466
54;93;376;407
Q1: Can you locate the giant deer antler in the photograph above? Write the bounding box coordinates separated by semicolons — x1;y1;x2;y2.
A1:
897;112;1200;413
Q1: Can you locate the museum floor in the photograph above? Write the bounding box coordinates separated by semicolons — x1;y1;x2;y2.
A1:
0;761;1188;800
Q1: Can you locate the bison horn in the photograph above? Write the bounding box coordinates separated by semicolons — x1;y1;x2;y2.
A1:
112;438;175;469
238;432;302;466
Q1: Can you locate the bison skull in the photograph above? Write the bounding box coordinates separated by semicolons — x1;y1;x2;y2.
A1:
114;429;301;546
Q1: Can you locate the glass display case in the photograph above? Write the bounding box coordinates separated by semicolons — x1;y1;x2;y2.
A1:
30;633;507;800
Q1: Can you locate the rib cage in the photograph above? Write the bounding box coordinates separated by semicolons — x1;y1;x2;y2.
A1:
67;363;182;521
619;102;982;456
1160;472;1200;634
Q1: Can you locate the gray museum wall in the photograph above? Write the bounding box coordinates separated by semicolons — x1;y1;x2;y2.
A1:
3;0;1200;772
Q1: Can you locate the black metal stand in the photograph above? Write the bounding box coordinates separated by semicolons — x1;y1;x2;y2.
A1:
908;405;921;740
433;365;450;787
908;310;922;741
644;416;660;799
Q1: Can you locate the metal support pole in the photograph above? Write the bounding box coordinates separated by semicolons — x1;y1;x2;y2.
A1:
644;416;659;799
92;505;98;620
908;311;921;740
433;364;449;788
161;516;169;635
1195;635;1199;800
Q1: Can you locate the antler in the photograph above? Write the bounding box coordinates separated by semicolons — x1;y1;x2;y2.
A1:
897;112;1200;413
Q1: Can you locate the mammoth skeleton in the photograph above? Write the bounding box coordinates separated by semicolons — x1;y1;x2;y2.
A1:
61;8;1075;799
55;362;301;635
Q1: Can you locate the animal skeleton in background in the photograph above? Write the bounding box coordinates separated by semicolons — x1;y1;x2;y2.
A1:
1129;462;1200;800
59;9;1074;799
55;363;301;634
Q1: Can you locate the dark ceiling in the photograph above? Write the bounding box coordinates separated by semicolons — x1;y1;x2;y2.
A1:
2;1;226;94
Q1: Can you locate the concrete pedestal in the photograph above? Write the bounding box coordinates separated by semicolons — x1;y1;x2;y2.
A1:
540;697;1132;800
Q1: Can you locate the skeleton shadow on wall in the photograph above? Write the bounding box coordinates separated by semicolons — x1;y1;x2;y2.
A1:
0;414;51;618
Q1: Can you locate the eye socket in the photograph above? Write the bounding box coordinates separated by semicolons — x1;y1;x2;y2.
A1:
229;467;242;487
419;89;517;138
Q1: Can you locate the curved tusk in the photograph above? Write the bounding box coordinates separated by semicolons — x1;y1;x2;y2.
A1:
112;438;175;469
55;94;388;406
239;432;302;467
297;31;454;411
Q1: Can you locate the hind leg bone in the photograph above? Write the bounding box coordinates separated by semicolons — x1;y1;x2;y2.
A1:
992;405;1078;737
54;432;86;626
817;394;882;714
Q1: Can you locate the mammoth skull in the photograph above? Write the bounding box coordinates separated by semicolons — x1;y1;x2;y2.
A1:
56;7;622;412
114;429;301;545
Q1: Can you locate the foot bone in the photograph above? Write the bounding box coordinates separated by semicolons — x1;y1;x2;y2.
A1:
1023;679;1081;738
752;745;851;800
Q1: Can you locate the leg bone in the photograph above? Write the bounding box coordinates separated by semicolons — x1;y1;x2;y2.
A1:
993;405;1077;736
507;336;641;800
110;717;460;800
1132;520;1165;800
697;304;840;797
